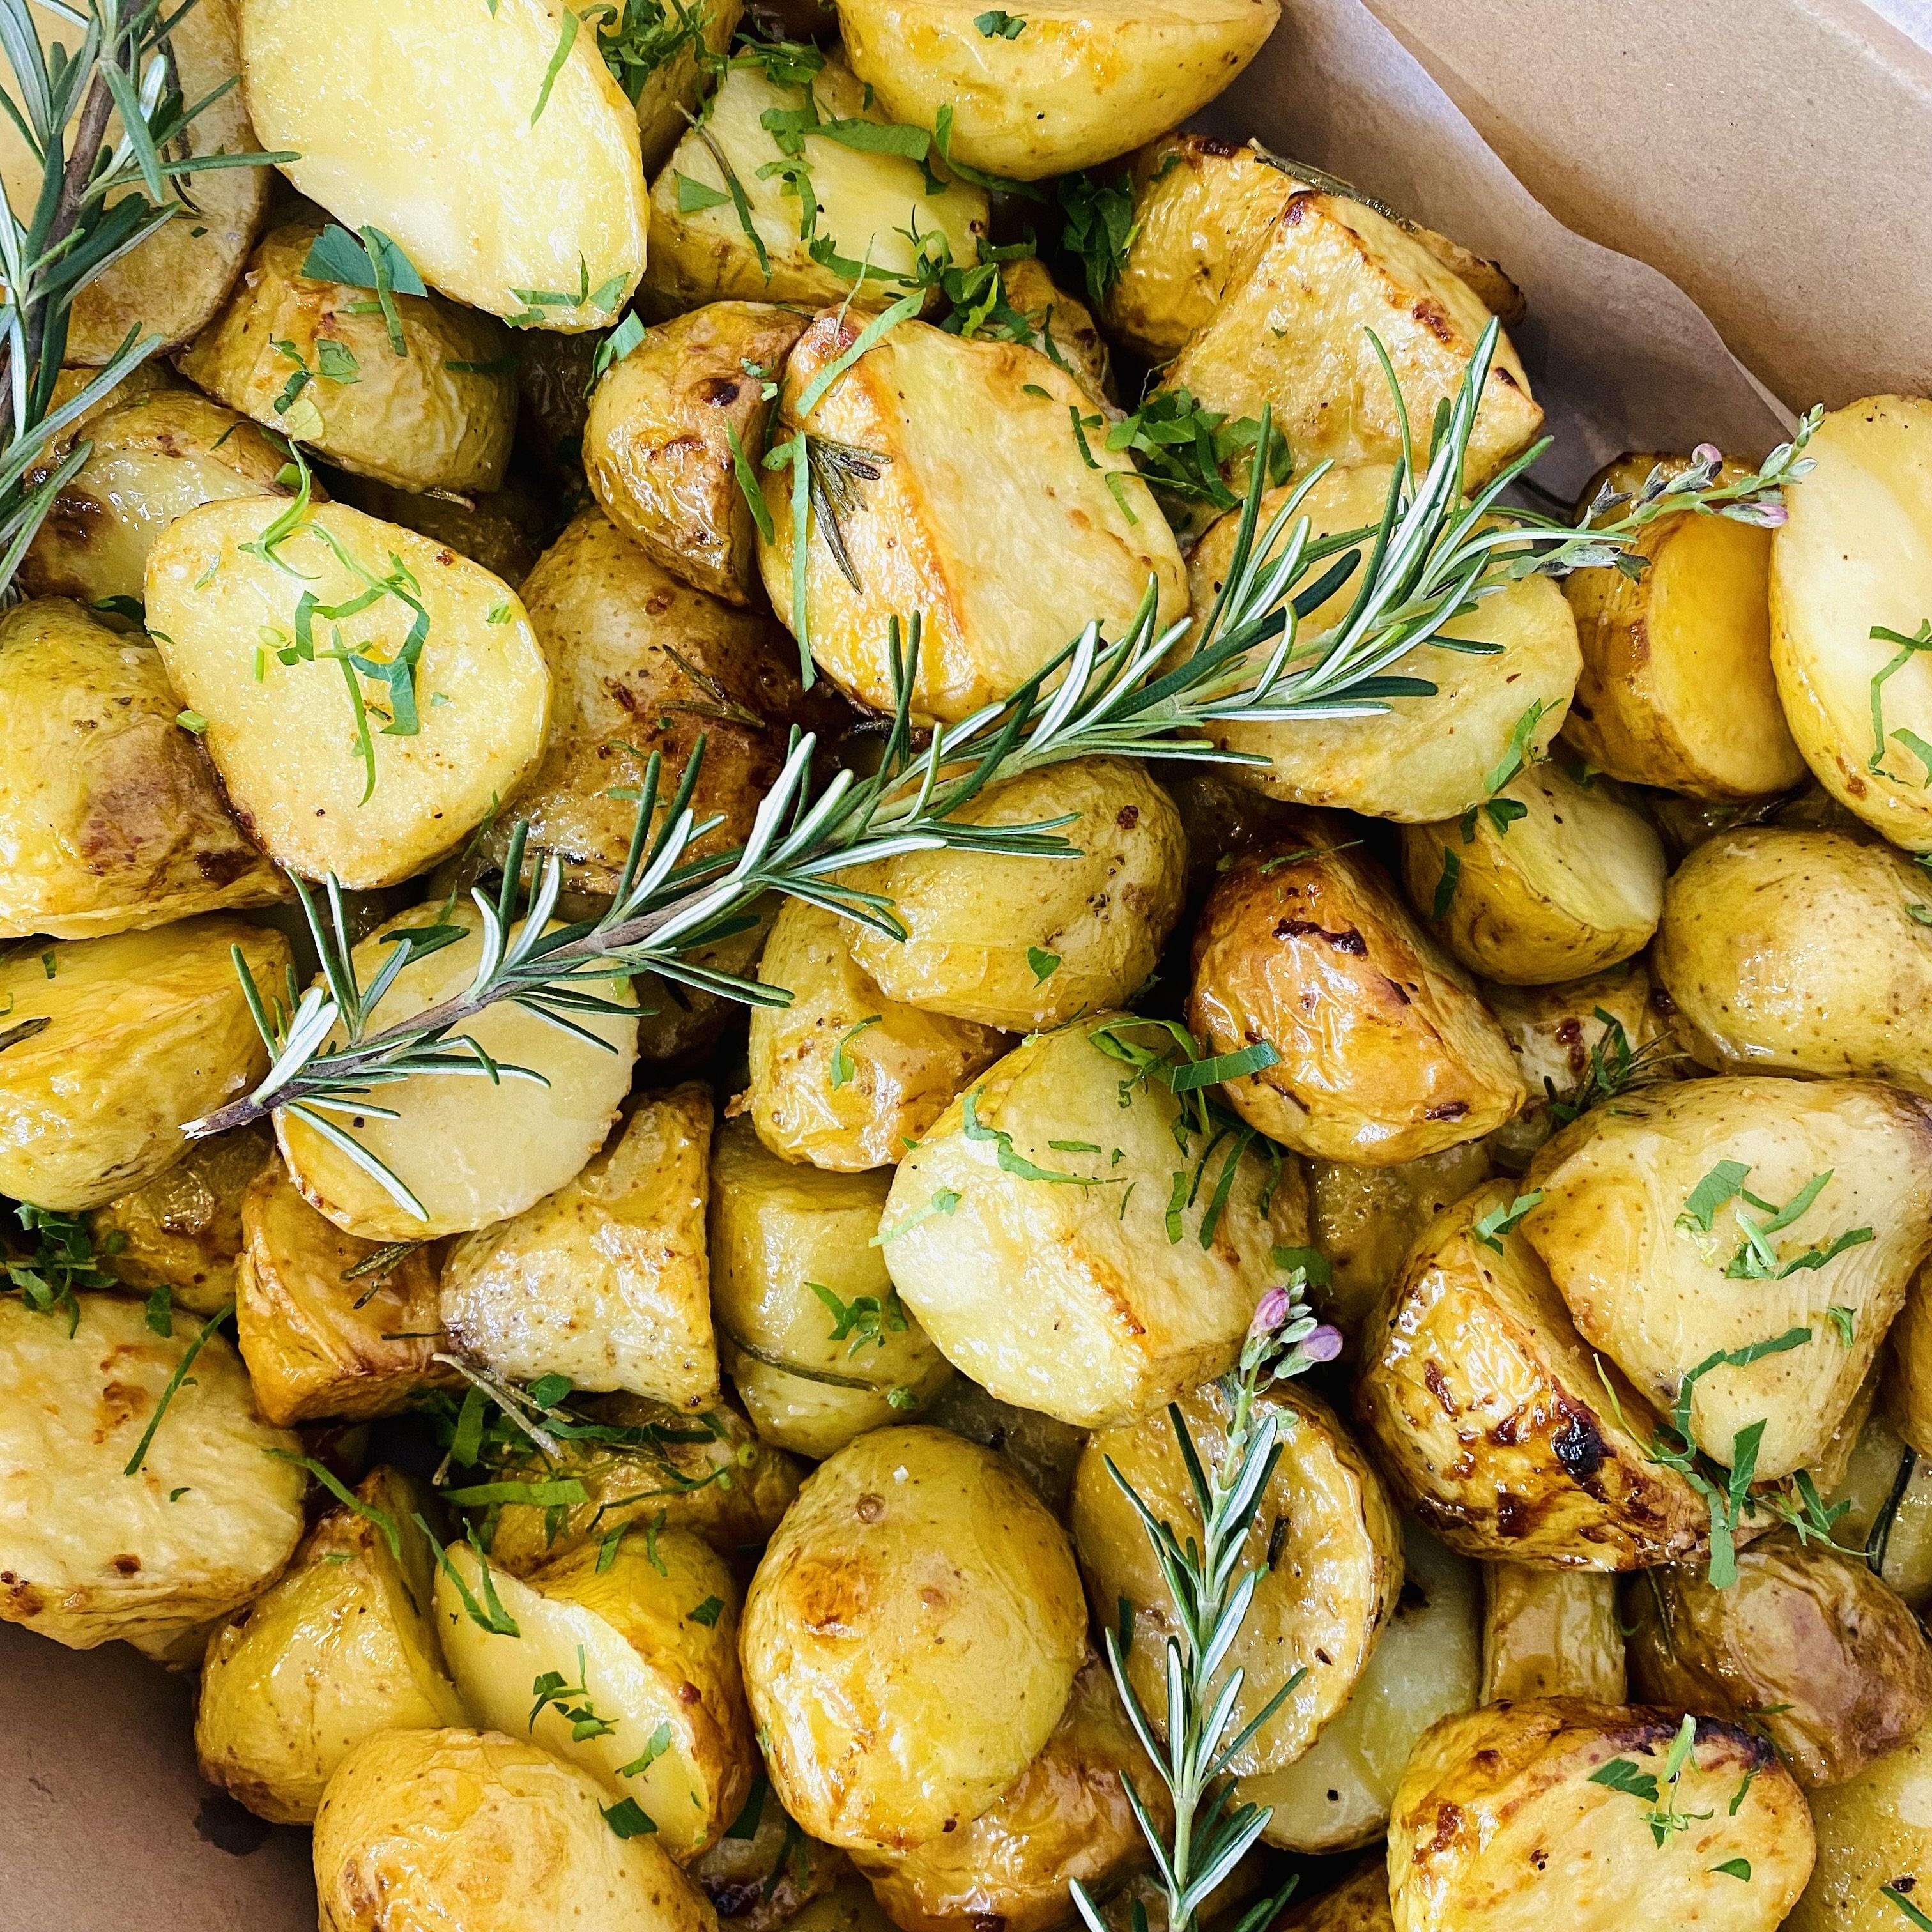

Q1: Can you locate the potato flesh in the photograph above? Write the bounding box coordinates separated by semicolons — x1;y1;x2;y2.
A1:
1480;1564;1625;1703
1790;1716;1932;1931
1822;1410;1932;1610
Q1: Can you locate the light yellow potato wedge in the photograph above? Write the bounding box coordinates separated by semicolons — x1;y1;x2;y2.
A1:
240;0;648;329
1790;1714;1932;1931
146;494;549;889
1480;1564;1625;1704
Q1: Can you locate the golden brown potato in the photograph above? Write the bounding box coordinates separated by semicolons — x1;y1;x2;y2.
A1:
1186;468;1579;821
740;1427;1087;1851
919;1377;1090;1515
624;0;744;176
758;314;1185;724
0;1293;304;1652
1562;454;1804;799
687;1794;848;1932
1355;1179;1713;1568
0;918;288;1211
236;1159;460;1425
1892;1262;1932;1458
195;1468;463;1823
1625;1532;1932;1788
1790;1714;1932;1931
1522;1076;1932;1479
852;1659;1162;1932
1399;765;1666;986
1653;827;1932;1090
585;303;808;604
744;897;1007;1173
999;258;1116;406
329;475;547;588
181;218;518;493
1187;832;1524;1165
710;1119;953;1457
848;760;1186;1032
1771;396;1932;850
1390;1700;1813;1931
881;1018;1307;1427
312;1727;718;1932
0;600;287;940
1073;1381;1402;1776
1277;1864;1394;1932
1481;1565;1625;1704
1823;1409;1932;1611
440;1087;719;1409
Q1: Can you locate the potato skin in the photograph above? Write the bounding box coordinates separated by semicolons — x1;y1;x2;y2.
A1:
1625;1533;1932;1787
687;1800;848;1932
1277;1862;1395;1932
740;1427;1087;1852
1480;1565;1625;1704
1388;1700;1813;1931
1790;1715;1932;1931
1823;1408;1932;1611
1187;834;1524;1165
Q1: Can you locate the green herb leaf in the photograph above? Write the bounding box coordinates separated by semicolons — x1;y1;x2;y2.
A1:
602;1798;658;1839
975;9;1025;34
1471;1191;1542;1252
677;171;732;213
1026;946;1061;983
1676;1160;1751;1235
1431;847;1460;919
872;1188;962;1246
829;1014;882;1089
687;1595;724;1627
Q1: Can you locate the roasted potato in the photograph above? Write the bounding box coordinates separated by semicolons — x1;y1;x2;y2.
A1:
1481;1565;1625;1704
744;896;1008;1172
585;303;808;605
919;1377;1090;1514
838;0;1279;180
312;1726;718;1932
739;1426;1087;1851
999;257;1116;405
236;1158;459;1425
1399;764;1666;986
757;314;1185;723
440;1086;719;1409
1187;831;1524;1165
1276;1863;1395;1932
1770;396;1932;849
881;1018;1308;1427
434;1529;755;1859
275;903;638;1241
1237;1520;1480;1852
641;54;986;311
327;475;547;588
1186;468;1580;820
0;1292;304;1652
1388;1700;1813;1931
0;599;287;940
1625;1531;1932;1787
847;759;1186;1032
0;918;289;1211
240;0;649;330
1653;827;1932;1090
1790;1713;1932;1932
1892;1261;1932;1457
625;0;744;176
1522;1076;1932;1479
1355;1179;1713;1567
195;1468;463;1822
710;1119;954;1457
1073;1381;1402;1775
687;1793;848;1932
1822;1408;1932;1611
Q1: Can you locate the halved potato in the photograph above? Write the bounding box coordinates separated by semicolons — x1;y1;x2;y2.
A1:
880;1018;1307;1427
0;599;288;940
740;1427;1086;1851
1399;765;1665;986
1187;831;1524;1165
0;1293;304;1652
275;903;639;1242
435;1529;755;1859
146;496;550;889
1790;1714;1932;1932
0;918;289;1211
838;0;1278;180
240;0;648;329
848;759;1187;1031
757;313;1184;723
1389;1700;1813;1931
1522;1076;1932;1479
195;1467;463;1823
745;896;1007;1172
1481;1565;1625;1704
1822;1408;1932;1611
1073;1381;1402;1775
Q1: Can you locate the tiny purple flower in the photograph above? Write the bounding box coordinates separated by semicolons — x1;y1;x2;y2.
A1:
1248;1285;1292;1338
1692;442;1722;468
1301;1324;1344;1365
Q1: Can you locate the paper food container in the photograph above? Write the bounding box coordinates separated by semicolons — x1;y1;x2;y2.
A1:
5;1;1929;1926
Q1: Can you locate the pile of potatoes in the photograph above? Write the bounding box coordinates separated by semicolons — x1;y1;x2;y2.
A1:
4;3;1932;1931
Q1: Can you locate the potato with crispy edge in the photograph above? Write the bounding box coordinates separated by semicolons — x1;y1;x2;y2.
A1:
1074;1381;1402;1776
195;1468;463;1823
1355;1179;1713;1567
0;601;287;940
881;1017;1308;1428
1823;1408;1932;1610
1389;1700;1812;1931
1522;1076;1932;1480
740;1427;1086;1851
757;314;1184;724
1790;1713;1932;1931
1187;831;1524;1165
848;759;1187;1032
312;1726;719;1932
0;1293;305;1653
1481;1565;1625;1704
0;918;289;1211
585;303;808;604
